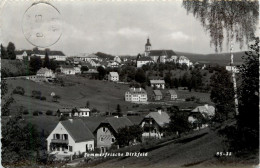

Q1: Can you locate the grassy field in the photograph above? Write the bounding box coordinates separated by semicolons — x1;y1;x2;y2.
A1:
4;75;213;117
6;76;134;115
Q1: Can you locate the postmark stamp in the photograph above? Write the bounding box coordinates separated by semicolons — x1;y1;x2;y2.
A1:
22;2;62;48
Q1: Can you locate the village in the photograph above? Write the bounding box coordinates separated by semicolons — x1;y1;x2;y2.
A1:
1;37;226;165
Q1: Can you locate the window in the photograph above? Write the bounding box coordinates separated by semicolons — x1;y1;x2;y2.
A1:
111;138;115;143
102;127;106;132
63;134;68;140
100;137;104;142
69;146;73;152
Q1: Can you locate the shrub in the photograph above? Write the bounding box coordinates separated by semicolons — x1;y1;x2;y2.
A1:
46;110;53;116
13;86;25;95
32;90;42;99
38;111;43;115
40;96;46;101
33;111;39;116
23;110;29;115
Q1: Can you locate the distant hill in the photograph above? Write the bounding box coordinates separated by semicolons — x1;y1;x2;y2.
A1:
175;51;246;65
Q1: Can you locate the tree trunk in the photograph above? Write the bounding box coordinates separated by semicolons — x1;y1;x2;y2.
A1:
230;31;239;116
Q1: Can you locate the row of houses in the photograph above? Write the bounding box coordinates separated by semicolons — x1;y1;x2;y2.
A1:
15;49;66;61
47;104;215;156
124;87;178;102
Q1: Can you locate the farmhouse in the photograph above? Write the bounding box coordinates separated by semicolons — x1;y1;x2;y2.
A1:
150;80;165;89
107;61;120;68
140;108;170;139
36;68;55;81
153;90;163;101
168;90;177;100
125;87;148;102
46;119;94;156
94;117;133;153
60;65;76;75
108;72;119;82
74;107;91;117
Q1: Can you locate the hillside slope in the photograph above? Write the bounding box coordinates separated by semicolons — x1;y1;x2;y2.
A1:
89;128;257;168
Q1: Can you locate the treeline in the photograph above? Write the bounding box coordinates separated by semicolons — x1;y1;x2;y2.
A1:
1;42;16;60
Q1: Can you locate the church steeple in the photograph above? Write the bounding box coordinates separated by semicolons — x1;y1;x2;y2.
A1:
145;37;151;56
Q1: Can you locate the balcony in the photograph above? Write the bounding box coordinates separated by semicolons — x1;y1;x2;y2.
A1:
51;139;69;144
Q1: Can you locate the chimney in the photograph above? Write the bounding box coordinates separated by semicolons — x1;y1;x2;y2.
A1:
158;109;162;115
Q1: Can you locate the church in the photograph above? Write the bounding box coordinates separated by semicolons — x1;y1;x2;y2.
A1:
144;38;178;63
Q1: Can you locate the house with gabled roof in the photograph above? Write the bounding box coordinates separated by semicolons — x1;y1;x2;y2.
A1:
140;108;170;139
168;90;177;100
94;117;134;153
177;56;193;67
108;72;119;82
46;119;95;156
153;90;163;101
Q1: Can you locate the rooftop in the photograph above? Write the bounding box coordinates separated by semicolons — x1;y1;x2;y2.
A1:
144;111;170;127
150;80;165;84
61;119;94;142
153;90;163;96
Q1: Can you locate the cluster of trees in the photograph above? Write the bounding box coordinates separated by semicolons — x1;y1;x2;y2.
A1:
29;50;58;74
116;125;143;147
2;114;46;165
1;42;16;60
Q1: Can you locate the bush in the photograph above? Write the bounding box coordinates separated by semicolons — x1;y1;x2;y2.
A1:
13;86;25;95
33;111;39;116
40;96;46;101
38;111;43;115
46;110;53;116
32;90;42;99
23;110;29;115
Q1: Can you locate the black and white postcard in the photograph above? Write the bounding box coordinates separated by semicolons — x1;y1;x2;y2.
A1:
0;0;259;167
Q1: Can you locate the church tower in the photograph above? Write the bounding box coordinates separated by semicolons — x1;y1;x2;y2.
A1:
145;38;151;56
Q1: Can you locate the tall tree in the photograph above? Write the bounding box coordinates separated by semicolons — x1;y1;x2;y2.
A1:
210;68;235;121
43;51;50;68
135;68;146;84
29;56;42;73
238;37;259;132
116;104;122;117
182;0;259;115
7;42;16;60
1;44;8;59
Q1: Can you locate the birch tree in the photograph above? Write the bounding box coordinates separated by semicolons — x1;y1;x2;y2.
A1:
182;0;259;115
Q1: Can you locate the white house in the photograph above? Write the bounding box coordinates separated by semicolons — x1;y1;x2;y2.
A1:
177;56;193;67
108;72;119;82
74;67;81;74
46;119;95;156
60;65;76;75
74;107;91;117
150;80;165;89
36;68;55;78
125;87;148;102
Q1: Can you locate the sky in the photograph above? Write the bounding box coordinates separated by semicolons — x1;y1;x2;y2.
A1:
0;1;250;56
